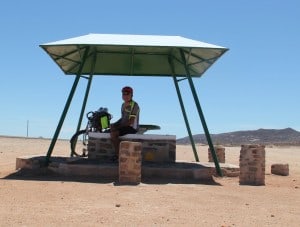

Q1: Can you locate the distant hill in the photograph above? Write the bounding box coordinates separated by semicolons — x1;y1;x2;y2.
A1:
177;128;300;146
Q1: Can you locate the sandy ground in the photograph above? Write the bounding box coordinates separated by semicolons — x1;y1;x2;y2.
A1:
0;136;299;226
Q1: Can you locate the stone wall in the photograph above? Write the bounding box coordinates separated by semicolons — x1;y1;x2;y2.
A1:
88;132;176;163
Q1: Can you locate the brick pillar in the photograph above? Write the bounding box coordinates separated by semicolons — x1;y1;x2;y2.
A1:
239;144;265;185
208;145;225;163
119;141;142;184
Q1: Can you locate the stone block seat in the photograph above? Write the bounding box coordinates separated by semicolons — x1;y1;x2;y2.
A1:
87;132;176;163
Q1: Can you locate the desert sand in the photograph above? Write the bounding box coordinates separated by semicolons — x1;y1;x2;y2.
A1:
0;136;299;226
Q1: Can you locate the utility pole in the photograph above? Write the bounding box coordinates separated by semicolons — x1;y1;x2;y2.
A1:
27;120;29;138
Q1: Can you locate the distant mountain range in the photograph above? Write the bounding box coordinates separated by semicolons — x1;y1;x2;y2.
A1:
177;128;300;146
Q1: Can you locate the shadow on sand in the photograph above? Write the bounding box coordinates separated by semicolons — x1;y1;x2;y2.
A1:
2;168;222;186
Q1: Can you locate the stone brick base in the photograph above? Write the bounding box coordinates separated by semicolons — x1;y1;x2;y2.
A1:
119;141;142;184
87;132;176;163
16;155;44;170
15;155;240;182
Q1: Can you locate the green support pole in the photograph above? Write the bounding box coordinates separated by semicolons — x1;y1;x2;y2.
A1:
75;51;97;134
180;49;223;177
45;47;90;165
76;75;93;133
45;75;81;165
69;75;93;157
76;51;97;132
169;56;199;161
172;76;200;162
71;52;97;157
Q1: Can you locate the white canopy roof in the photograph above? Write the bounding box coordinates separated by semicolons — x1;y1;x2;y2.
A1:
40;33;228;77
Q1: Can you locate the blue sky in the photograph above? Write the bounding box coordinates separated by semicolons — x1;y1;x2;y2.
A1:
0;0;299;139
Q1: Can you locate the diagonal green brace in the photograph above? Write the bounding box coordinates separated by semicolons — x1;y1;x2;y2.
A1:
45;47;90;165
75;51;97;134
169;56;199;161
71;51;97;157
45;75;81;165
179;49;223;176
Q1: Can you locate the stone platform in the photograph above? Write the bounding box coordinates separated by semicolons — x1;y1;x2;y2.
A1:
15;155;239;182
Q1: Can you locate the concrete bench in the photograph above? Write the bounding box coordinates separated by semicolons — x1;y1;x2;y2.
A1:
87;132;176;163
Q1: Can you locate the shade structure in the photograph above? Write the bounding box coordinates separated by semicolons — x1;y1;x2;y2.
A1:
40;34;228;177
40;33;228;77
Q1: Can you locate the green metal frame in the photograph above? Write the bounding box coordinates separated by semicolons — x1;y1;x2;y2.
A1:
45;46;223;177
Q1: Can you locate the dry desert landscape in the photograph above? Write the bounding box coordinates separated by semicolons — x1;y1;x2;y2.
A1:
0;136;299;226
